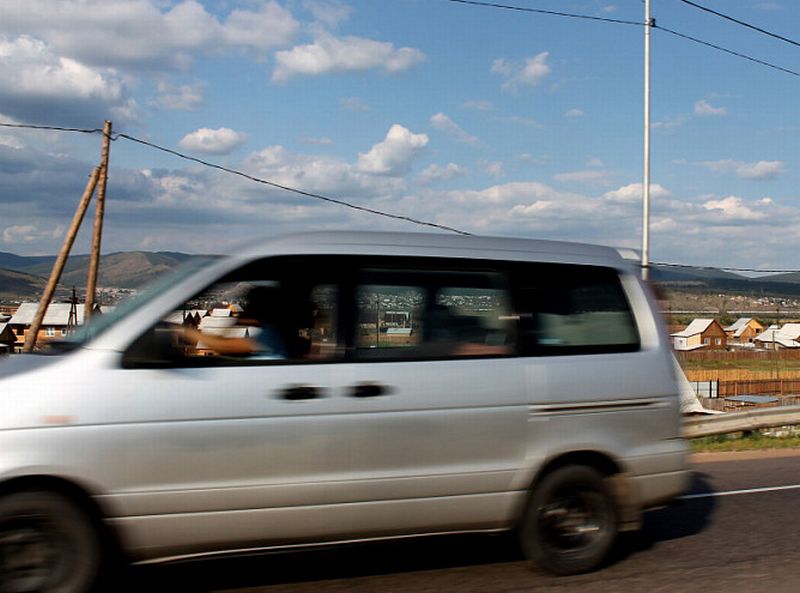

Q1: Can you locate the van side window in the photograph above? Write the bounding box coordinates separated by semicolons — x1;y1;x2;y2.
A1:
354;269;514;360
513;264;639;356
123;256;341;367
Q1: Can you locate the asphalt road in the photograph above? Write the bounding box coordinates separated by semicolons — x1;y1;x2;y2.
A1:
128;450;800;593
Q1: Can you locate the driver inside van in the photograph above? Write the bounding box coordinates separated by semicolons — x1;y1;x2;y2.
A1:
182;285;288;358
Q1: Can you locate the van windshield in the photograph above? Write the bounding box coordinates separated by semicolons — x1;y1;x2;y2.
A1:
47;256;218;352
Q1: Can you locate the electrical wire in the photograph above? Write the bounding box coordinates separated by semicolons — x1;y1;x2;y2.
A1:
0;122;103;134
676;0;800;49
114;133;472;236
654;24;800;77
443;0;642;26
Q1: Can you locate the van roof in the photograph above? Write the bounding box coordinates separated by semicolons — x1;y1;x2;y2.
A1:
237;231;629;268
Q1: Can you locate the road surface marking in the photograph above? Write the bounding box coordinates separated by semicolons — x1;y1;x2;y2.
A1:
680;483;800;500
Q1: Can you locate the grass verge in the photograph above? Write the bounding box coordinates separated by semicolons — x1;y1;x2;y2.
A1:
691;430;800;452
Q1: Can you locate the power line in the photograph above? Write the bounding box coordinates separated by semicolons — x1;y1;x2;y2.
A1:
114;133;471;236
0;122;103;135
654;24;800;77
676;0;800;49
443;0;642;26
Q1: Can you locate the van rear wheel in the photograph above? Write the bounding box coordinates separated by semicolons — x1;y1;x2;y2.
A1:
520;465;618;575
0;490;101;593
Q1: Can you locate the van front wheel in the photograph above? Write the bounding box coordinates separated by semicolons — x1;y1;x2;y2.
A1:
520;465;618;575
0;490;101;593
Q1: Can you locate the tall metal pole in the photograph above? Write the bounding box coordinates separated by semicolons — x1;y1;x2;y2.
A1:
85;120;112;321
642;0;652;281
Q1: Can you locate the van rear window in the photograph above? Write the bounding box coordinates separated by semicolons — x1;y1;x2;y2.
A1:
512;264;640;356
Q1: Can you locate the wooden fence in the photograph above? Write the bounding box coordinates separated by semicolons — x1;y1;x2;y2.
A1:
677;350;800;363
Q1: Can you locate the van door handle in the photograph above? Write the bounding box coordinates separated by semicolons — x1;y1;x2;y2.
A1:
280;385;323;401
350;383;390;398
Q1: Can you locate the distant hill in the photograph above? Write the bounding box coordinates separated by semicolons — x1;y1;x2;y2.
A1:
0;251;201;291
650;265;745;283
0;268;47;300
758;272;800;285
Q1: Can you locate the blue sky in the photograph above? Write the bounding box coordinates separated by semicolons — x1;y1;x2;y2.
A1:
0;0;797;271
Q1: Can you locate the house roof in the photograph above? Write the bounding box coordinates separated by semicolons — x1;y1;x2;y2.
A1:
8;302;85;326
725;317;763;337
671;318;716;338
754;324;800;347
725;318;751;332
8;302;115;327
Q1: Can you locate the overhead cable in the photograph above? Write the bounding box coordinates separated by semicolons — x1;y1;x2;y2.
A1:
654;24;800;77
443;0;642;26
677;0;800;49
0;122;103;134
114;133;472;236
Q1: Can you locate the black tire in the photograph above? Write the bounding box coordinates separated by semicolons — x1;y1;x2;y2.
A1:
0;490;101;593
520;465;618;576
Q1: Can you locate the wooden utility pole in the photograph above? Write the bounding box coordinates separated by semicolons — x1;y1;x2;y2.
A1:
85;120;112;321
23;167;101;352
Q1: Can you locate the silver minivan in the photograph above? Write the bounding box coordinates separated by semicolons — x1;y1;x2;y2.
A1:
0;232;689;591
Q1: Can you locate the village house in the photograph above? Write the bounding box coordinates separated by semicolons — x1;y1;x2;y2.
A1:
724;317;764;345
671;318;728;351
753;323;800;350
7;302;114;352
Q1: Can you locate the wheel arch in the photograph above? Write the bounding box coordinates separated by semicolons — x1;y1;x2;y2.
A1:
519;449;639;530
0;474;125;559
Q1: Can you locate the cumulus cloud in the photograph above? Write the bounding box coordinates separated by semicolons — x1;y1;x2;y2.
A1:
178;127;249;155
272;34;425;82
703;196;767;220
694;99;728;117
463;100;492;111
492;52;551;92
553;170;611;185
0;1;300;72
357;124;428;175
483;161;505;178
603;183;670;202
417;163;466;185
430;113;479;146
565;108;585;118
152;80;205;111
303;0;352;28
340;96;370;111
701;159;785;181
0;35;135;125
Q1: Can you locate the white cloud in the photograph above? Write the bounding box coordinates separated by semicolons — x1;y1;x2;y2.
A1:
0;1;300;72
303;0;352;28
178;127;249;155
417;163;466;185
694;100;728;117
152;80;205;111
701;159;785;181
2;223;62;243
357;124;429;176
703;196;767;220
737;161;785;180
492;52;551;92
340;96;370;112
553;170;611;185
272;34;425;82
603;183;670;203
430;113;479;146
300;136;333;145
463;100;492;111
0;35;135;125
483;161;505;178
565;108;585;118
